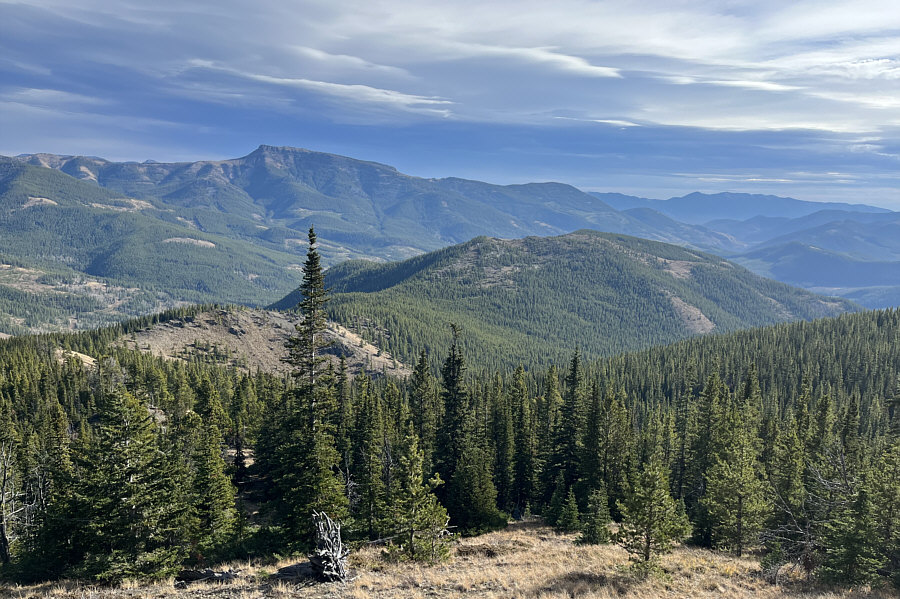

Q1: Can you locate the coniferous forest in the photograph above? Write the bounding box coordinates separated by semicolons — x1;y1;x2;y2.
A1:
0;228;898;591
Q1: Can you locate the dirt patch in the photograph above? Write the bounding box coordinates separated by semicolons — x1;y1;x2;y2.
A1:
54;348;97;368
670;296;716;334
176;216;198;229
77;165;98;181
659;258;694;279
23;196;58;208
163;237;216;248
118;307;410;378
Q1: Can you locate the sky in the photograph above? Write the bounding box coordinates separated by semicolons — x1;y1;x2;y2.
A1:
2;0;900;207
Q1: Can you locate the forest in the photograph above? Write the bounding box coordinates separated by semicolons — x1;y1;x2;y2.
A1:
0;228;897;590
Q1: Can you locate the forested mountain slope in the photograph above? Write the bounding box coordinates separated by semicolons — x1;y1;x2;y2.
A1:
0;158;304;332
272;230;857;369
14;146;734;260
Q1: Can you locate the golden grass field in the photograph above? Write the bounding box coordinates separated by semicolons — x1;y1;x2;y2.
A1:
4;522;896;599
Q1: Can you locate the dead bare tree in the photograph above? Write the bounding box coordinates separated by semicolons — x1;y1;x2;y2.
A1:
308;511;349;582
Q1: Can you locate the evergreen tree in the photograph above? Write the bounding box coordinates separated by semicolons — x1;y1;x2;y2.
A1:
545;472;566;527
352;381;387;540
72;387;187;581
685;373;725;547
436;324;467;483
446;411;505;533
409;350;439;475
536;366;562;506
552;352;586;489
0;398;22;565
389;421;450;562
703;375;768;556
510;366;535;515
577;487;611;545
276;227;348;545
192;422;237;552
617;451;691;565
820;479;884;584
871;441;900;584
556;488;581;533
489;373;514;512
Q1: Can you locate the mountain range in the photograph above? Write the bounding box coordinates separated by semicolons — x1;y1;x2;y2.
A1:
0;145;897;336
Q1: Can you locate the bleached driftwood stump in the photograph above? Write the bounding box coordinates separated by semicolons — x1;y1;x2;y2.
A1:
309;511;349;582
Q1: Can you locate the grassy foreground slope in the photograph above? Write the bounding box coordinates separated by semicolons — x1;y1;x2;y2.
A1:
5;523;889;599
273;230;857;369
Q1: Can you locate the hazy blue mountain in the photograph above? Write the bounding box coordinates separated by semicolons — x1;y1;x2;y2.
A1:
593;191;888;224
733;242;900;309
707;210;899;248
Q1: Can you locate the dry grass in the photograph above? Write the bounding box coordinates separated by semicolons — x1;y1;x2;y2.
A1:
3;523;896;598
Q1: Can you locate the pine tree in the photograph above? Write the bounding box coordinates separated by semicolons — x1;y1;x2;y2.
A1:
871;441;900;584
192;422;237;552
447;411;505;533
556;488;581;533
685;373;725;547
536;366;562;507
703;376;768;556
409;350;440;476
489;372;514;512
703;440;769;556
0;398;22;565
545;472;566;527
352;381;387;540
820;479;884;584
510;366;535;516
276;227;348;545
194;376;228;431
617;451;690;565
436;324;467;483
389;421;450;562
72;386;187;581
552;352;586;489
577;487;611;544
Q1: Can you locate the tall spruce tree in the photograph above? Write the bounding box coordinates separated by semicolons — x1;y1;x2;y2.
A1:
276;227;348;545
409;350;440;477
437;324;467;484
703;373;768;556
577;487;611;544
510;366;535;515
192;422;237;552
552;352;586;490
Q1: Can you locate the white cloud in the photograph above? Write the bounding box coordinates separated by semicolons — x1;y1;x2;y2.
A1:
187;60;454;116
290;47;411;78
707;80;802;92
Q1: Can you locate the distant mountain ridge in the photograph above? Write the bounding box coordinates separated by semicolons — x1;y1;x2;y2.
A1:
593;190;888;224
3;145;899;328
14;145;742;261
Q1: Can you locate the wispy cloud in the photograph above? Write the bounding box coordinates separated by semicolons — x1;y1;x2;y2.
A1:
4;0;900;204
187;60;453;116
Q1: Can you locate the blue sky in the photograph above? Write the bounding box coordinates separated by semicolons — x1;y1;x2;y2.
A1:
2;0;900;207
